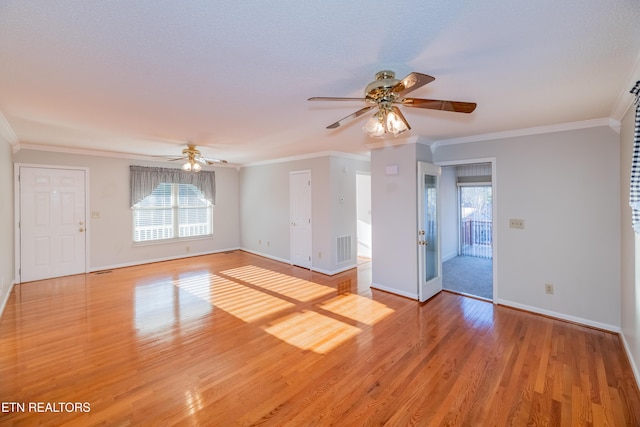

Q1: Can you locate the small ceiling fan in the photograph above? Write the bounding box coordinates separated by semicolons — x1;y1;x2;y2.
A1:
308;70;477;137
162;144;227;171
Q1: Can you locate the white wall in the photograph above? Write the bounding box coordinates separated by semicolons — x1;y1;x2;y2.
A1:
620;104;640;381
434;126;621;329
13;149;240;271
239;154;369;274
0;139;14;313
370;143;432;298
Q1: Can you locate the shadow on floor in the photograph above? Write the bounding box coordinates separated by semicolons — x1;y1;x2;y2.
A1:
443;256;493;300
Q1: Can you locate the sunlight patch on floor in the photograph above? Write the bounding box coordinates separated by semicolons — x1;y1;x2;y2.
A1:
263;310;361;354
221;265;335;302
318;293;394;325
175;272;295;322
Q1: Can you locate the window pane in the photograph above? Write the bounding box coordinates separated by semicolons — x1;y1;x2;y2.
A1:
133;183;212;243
136;183;172;208
179;207;212;237
134;208;174;241
177;184;211;207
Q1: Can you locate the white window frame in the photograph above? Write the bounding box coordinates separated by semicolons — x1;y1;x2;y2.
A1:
132;182;213;244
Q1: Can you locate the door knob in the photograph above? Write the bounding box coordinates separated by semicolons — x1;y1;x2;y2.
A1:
79;227;85;232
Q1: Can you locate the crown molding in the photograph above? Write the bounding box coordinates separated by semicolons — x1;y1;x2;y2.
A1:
432;118;615;149
364;135;419;151
241;150;369;167
0;112;18;147
611;51;640;121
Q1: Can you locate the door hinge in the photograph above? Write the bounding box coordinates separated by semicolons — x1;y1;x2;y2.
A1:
308;180;310;186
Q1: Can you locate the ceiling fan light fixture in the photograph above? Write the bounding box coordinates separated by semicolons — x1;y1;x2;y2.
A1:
363;112;385;137
385;109;409;136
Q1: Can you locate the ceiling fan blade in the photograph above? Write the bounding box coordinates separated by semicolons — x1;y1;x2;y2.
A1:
308;97;367;102
400;98;477;113
201;157;228;165
392;72;435;97
326;105;376;129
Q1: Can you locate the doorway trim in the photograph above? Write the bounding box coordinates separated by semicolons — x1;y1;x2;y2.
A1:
14;163;91;283
289;169;312;269
436;157;497;303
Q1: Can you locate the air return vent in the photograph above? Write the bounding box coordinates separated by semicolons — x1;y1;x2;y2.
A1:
337;235;352;263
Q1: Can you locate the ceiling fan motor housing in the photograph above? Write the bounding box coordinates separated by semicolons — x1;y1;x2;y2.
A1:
365;70;400;102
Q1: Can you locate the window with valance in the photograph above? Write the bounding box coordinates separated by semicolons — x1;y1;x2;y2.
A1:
130;166;216;243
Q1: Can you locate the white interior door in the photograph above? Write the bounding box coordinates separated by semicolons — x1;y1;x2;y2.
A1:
418;161;442;302
290;170;312;269
19;166;87;282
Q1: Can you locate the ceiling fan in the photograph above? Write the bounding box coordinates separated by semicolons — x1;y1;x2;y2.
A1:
308;70;477;137
162;144;227;171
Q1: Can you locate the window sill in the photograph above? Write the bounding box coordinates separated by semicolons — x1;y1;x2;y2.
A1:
132;234;214;247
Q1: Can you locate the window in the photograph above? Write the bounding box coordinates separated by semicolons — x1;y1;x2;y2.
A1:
133;183;213;243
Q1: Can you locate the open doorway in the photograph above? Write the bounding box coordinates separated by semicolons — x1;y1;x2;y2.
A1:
356;172;372;261
440;162;494;301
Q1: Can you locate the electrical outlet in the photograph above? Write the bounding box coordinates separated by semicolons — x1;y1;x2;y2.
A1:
186;246;190;253
509;218;525;229
545;283;554;294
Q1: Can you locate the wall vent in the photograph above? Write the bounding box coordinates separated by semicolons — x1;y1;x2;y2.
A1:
337;235;352;263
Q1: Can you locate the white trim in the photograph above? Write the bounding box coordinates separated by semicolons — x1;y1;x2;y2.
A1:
240;248;291;265
14;163;91;283
611;51;640;121
90;247;242;272
243;150;370;167
0;281;15;318
433;118;615;149
312;263;357;276
436;157;498;304
0;112;18;146
364;135;419;151
619;333;640;392
371;283;418;300
497;298;621;333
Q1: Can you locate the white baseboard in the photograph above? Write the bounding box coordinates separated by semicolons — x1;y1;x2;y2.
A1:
239;248;291;265
371;283;417;300
619;332;640;391
0;281;15;318
442;252;458;263
312;263;357;276
89;247;242;273
497;298;620;333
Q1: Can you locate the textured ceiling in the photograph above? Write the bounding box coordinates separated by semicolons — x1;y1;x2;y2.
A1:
1;1;639;165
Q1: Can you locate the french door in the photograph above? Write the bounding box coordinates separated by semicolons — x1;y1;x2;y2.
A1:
418;162;442;302
18;166;87;282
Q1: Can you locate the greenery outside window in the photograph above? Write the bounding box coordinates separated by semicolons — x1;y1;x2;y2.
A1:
133;183;213;243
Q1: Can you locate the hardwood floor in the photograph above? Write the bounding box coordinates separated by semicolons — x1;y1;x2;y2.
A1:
1;251;639;426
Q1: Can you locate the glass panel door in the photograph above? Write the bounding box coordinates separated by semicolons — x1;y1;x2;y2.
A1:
418;162;442;302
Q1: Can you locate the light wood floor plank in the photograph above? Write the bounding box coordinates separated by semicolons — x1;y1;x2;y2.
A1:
1;251;639;425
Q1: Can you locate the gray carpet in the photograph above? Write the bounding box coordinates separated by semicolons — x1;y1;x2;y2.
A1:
443;256;493;300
